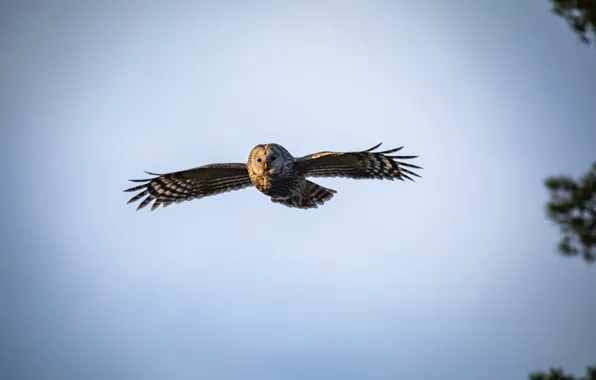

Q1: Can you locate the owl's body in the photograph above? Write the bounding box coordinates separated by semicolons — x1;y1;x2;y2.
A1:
247;144;301;198
125;142;421;210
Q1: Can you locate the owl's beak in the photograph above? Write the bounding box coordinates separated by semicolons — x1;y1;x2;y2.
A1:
263;162;269;170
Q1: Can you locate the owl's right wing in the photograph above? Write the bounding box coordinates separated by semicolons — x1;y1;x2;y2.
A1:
124;163;252;211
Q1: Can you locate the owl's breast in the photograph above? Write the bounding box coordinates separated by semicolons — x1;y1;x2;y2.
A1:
250;174;274;195
249;170;304;199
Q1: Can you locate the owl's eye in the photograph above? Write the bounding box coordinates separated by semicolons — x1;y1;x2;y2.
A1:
257;158;262;162
271;156;276;161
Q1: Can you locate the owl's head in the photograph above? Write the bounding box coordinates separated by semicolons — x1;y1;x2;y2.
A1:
248;144;289;177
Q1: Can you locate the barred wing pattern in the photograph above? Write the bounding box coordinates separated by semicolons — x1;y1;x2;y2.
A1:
295;143;421;181
124;163;252;211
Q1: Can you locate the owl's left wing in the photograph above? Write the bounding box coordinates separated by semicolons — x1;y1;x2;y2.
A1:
295;143;422;181
124;163;252;211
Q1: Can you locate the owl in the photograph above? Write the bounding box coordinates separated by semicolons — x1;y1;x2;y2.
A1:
125;142;421;210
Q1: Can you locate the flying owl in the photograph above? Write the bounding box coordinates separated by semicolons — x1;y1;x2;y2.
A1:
124;143;421;210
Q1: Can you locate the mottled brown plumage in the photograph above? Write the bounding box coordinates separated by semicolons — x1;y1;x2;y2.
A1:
124;142;421;210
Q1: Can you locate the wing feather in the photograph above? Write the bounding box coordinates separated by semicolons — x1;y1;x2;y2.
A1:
124;163;252;211
295;143;422;181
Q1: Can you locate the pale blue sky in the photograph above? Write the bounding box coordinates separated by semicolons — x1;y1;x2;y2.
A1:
2;1;595;380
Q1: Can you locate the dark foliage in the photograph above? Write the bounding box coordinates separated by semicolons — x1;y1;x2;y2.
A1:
530;366;596;380
549;0;596;44
545;162;596;262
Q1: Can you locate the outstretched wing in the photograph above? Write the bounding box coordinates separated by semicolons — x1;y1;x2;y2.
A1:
124;163;252;211
295;143;422;181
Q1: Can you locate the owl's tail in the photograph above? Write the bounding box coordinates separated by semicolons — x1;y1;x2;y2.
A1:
271;180;337;209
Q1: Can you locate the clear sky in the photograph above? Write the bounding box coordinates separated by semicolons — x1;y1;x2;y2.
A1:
2;1;595;379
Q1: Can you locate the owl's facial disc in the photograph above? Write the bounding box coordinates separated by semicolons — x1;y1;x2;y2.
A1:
250;145;281;177
261;145;282;176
